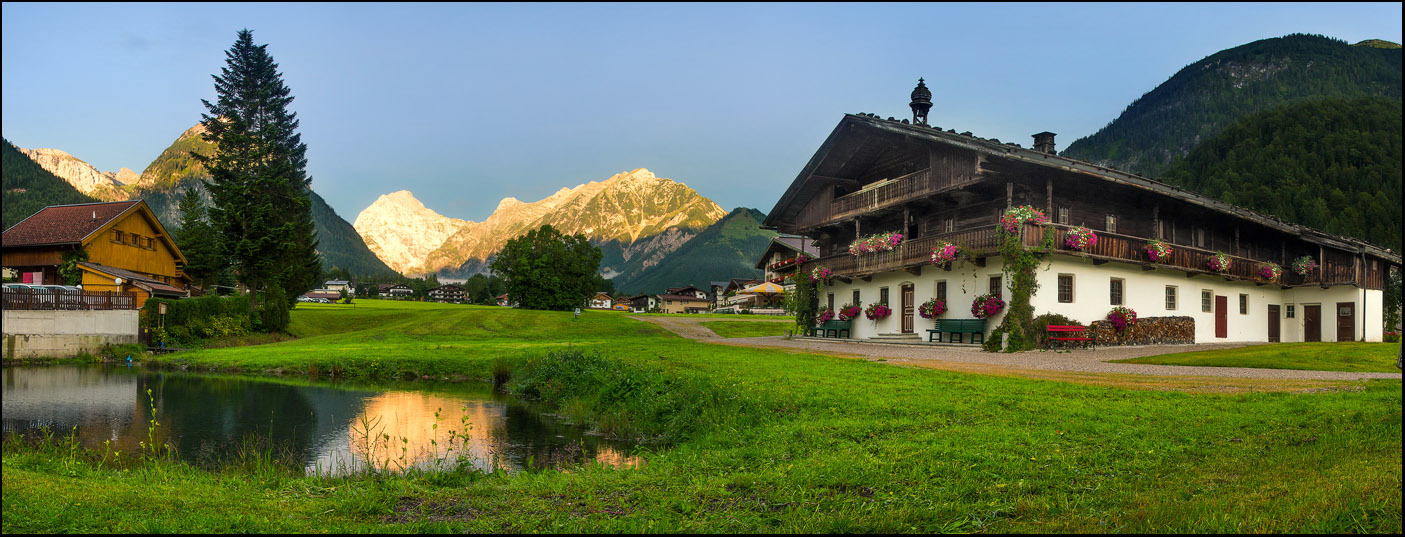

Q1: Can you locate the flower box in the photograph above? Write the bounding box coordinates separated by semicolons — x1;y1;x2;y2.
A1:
1207;252;1231;273
917;298;947;319
1106;306;1137;332
1258;262;1281;281
999;205;1048;234
810;266;833;282
971;293;1004;319
864;303;892;321
848;232;905;256
929;242;959;268
1065;226;1098;251
1145;240;1172;263
1290;255;1318;277
837;303;862;321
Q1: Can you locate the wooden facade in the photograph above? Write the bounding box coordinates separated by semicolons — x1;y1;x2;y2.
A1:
765;113;1400;292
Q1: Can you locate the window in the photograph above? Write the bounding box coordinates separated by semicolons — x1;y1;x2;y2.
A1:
936;281;947;301
827;293;834;311
1058;274;1074;303
852;290;860;306
1165;285;1178;310
944;218;954;233
1058;207;1069;225
1105;214;1117;233
1201;290;1212;313
989;276;1002;299
146;237;155;250
1286;305;1296;318
1239;294;1248;315
1194;227;1206;248
1110;278;1124;305
112;230;124;243
879;287;889;305
129;233;140;246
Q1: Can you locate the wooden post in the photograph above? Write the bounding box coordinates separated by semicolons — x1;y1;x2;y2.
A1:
1234;226;1240;256
1318;246;1325;284
1045;178;1052;215
1153;204;1160;239
1006;182;1013;209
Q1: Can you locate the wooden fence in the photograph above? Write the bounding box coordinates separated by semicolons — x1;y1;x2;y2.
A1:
2;288;137;310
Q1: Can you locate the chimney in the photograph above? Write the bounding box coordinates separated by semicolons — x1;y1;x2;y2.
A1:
1032;132;1057;154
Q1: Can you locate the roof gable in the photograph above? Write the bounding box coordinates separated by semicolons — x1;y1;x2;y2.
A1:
3;201;141;247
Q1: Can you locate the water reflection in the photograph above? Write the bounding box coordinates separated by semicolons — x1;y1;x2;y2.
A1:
2;365;641;475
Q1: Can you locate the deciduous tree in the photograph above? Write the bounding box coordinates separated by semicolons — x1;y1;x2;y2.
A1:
490;225;603;311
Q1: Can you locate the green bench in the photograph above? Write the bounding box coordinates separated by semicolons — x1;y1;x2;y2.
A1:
816;319;852;338
927;318;987;344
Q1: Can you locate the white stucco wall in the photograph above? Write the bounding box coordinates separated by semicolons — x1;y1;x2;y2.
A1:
818;254;1386;343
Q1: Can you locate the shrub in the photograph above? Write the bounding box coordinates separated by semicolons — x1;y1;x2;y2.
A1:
1030;313;1083;348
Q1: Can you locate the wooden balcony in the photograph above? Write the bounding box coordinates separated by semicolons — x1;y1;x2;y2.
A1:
798;168;983;230
806;223;1366;288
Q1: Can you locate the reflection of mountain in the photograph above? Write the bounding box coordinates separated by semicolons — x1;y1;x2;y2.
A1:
2;366;638;475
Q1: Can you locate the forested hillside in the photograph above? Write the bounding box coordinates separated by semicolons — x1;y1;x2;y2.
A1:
1160;97;1402;252
1062;34;1401;178
614;207;776;294
2;139;98;230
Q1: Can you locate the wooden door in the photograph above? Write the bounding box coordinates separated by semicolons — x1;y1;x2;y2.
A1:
1336;302;1355;342
1267;305;1280;343
1215;295;1227;338
901;284;914;334
1304;305;1321;342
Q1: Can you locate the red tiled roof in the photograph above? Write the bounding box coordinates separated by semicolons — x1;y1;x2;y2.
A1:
2;201;141;246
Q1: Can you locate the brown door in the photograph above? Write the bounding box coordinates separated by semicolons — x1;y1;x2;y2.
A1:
1336;302;1355;342
1215;295;1227;338
1267;305;1280;342
1304;305;1321;342
901;284;914;334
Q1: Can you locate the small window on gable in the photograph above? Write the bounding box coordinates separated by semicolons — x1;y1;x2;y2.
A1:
1058;207;1069;225
112;230;124;243
1105;214;1117;234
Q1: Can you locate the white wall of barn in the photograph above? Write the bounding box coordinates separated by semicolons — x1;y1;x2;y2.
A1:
815;254;1384;343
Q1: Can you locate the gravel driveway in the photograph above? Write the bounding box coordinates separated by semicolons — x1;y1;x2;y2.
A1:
630;316;1403;383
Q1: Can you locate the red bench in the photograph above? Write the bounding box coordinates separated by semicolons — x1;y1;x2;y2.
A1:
1046;325;1094;349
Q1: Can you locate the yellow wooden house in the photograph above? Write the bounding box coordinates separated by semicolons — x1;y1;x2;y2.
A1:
2;200;190;308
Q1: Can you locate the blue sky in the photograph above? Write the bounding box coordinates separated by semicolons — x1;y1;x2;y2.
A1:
3;3;1401;223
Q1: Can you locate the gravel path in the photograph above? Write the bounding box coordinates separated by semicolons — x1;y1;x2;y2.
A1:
630;316;1402;382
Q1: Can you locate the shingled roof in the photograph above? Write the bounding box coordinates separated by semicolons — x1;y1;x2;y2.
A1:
2;201;142;247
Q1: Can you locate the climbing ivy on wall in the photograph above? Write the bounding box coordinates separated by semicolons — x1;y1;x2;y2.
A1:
986;226;1055;352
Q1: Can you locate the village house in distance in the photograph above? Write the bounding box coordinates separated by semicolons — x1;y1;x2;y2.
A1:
763;80;1400;344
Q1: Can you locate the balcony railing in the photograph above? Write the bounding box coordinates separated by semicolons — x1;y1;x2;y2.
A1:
806;223;1360;288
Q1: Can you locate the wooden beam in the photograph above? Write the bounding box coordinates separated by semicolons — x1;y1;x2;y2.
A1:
905;266;922;276
860;275;873;283
973;257;986;267
1141;264;1156;271
1092;259;1108;266
810;174;861;187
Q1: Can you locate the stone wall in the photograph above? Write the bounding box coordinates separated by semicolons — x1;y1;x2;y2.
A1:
2;309;139;359
1088;315;1195;346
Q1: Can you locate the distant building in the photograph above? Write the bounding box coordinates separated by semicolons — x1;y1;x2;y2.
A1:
380;283;413;299
756;235;820;284
665;285;708;300
324;280;352;293
428;284;465;303
628;294;657;313
589;292;614;309
496;293;512;307
657;293;711;314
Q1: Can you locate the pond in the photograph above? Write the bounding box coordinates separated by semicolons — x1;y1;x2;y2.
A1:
2;365;641;475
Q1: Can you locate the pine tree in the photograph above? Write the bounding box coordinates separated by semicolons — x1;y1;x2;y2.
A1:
174;189;222;292
195;29;320;321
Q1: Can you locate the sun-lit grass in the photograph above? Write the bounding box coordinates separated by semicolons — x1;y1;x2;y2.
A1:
1111;341;1402;373
5;299;1400;533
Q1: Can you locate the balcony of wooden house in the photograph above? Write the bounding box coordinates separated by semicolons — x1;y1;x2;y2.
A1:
808;225;1003;280
1039;224;1370;289
794;167;985;231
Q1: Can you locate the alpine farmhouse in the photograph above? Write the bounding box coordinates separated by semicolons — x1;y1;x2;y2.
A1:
763;81;1400;344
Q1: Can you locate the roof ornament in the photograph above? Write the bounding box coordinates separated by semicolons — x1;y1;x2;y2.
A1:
909;78;933;126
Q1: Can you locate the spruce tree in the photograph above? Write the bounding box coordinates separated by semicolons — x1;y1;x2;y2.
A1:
195;29;320;319
174;189;222;292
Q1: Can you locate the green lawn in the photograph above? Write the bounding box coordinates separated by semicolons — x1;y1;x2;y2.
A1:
4;299;1400;533
700;320;794;338
1112;342;1403;373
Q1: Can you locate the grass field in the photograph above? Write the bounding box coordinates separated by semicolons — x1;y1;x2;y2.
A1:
3;300;1400;533
1110;342;1402;373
